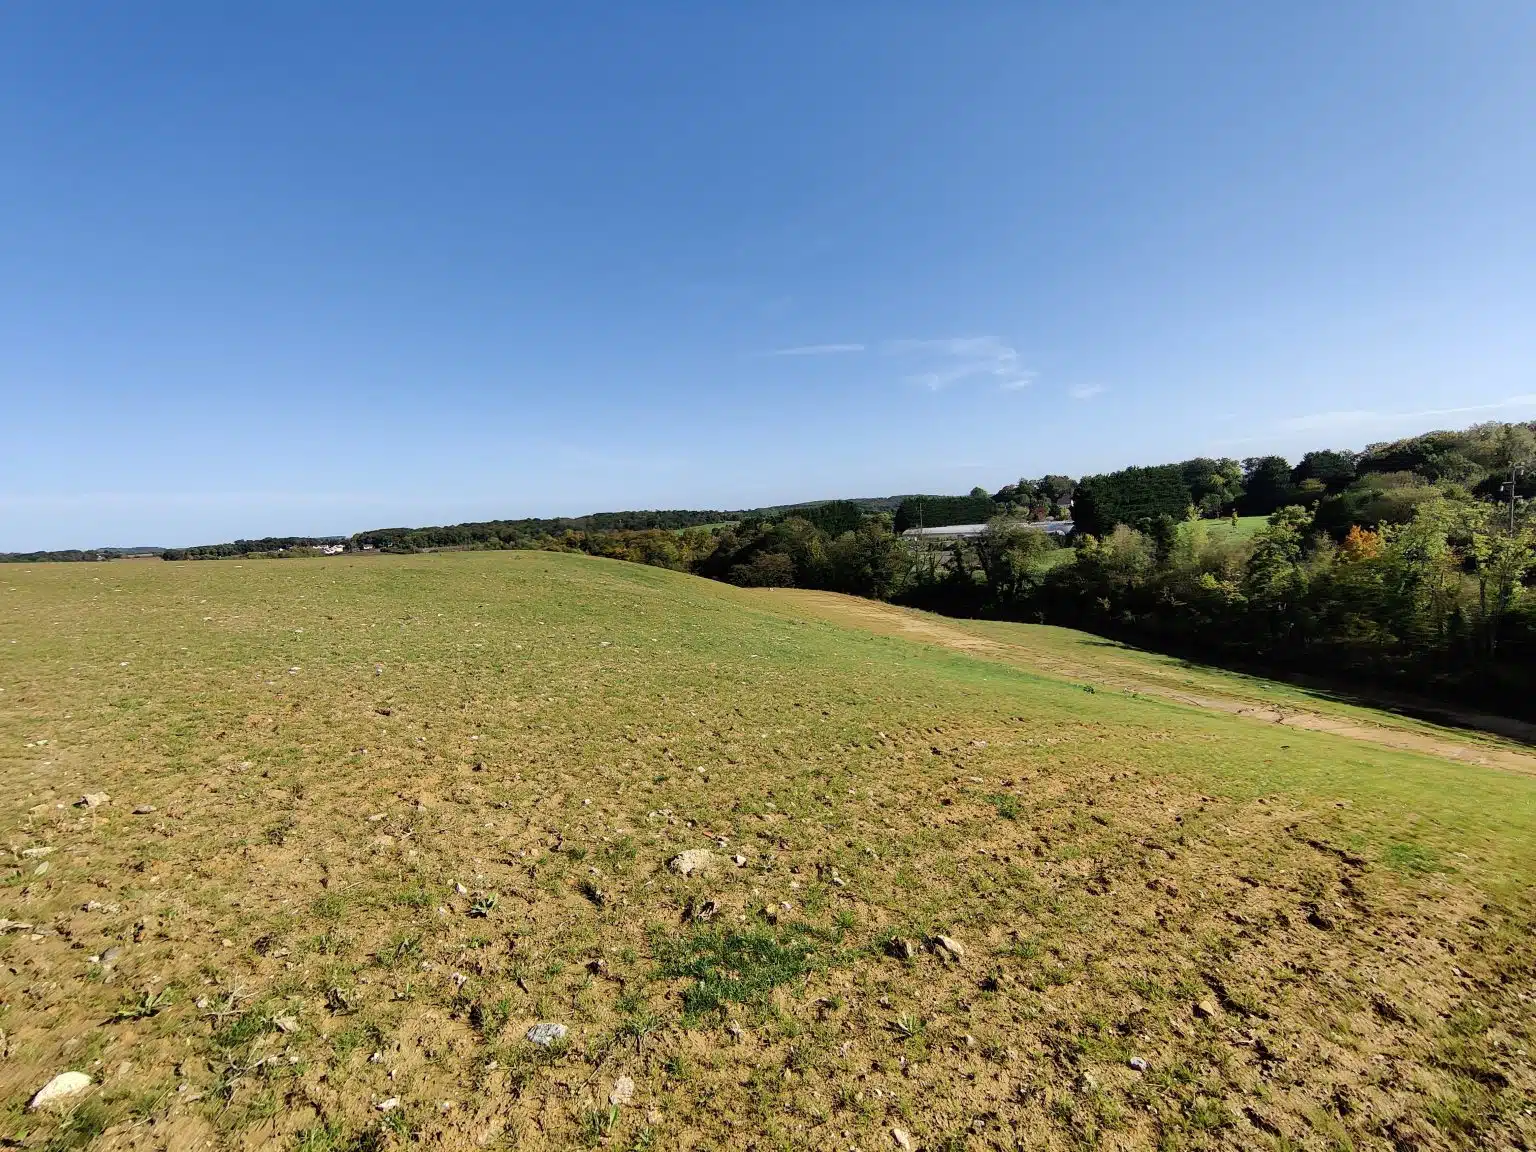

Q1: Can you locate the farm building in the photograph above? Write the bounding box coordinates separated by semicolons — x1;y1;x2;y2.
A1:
901;519;1073;540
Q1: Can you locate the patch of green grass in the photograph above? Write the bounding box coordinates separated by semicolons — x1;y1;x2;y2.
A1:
653;923;829;1019
42;1099;111;1152
600;836;638;868
378;931;423;968
1383;841;1443;875
312;893;347;922
580;1105;620;1146
392;883;432;908
331;1019;385;1060
210;1003;274;1052
469;996;512;1037
294;1121;385;1152
986;792;1020;820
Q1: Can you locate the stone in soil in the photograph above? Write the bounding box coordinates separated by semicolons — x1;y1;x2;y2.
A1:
526;1022;568;1048
29;1072;92;1111
668;849;717;877
930;934;967;962
609;1074;636;1106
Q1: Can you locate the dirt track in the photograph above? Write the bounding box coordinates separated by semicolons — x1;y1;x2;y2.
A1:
760;589;1536;778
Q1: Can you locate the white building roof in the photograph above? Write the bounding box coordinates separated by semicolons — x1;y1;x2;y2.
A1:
902;520;1073;539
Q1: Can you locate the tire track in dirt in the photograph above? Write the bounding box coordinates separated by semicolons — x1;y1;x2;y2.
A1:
757;588;1536;778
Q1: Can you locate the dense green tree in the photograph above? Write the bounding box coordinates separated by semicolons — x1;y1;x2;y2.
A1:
729;551;796;588
782;500;865;536
894;495;997;533
1039;475;1076;505
826;523;910;599
1292;449;1358;491
1178;457;1242;516
969;517;1059;600
1073;465;1192;536
1239;456;1294;516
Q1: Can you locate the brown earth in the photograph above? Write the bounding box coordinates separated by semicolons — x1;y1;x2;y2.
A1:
2;555;1532;1150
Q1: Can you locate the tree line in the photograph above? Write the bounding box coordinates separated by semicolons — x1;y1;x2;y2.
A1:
6;418;1534;720
912;422;1536;719
160;538;346;561
0;547;159;564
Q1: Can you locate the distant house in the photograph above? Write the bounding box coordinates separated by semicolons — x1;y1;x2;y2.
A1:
901;520;1073;540
321;544;346;555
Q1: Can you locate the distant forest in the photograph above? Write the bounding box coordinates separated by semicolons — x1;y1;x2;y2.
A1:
6;420;1536;722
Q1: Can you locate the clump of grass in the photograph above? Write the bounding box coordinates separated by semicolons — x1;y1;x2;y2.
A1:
987;792;1021;820
294;1122;349;1152
309;930;350;956
110;986;175;1021
312;893;347;922
392;884;432;908
331;1019;385;1060
580;1105;619;1146
600;836;638;868
1003;937;1042;961
652;923;827;1019
44;1097;111;1150
211;1004;273;1052
380;932;423;968
469;996;512;1037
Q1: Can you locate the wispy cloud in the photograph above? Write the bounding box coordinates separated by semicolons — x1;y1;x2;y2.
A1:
883;336;1035;391
1069;384;1107;401
767;343;866;356
1279;394;1536;433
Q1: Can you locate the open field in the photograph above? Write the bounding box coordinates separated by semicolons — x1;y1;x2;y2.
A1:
2;552;1533;1150
766;593;1536;774
1180;516;1269;544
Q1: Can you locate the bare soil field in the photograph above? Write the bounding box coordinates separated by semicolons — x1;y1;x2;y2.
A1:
1;553;1532;1150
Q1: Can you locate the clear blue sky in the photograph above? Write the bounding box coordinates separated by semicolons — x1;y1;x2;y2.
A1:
4;3;1534;549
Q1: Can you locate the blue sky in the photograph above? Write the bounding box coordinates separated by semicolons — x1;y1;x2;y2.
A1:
3;3;1534;549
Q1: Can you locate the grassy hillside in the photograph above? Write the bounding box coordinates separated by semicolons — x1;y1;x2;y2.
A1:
1;553;1532;1150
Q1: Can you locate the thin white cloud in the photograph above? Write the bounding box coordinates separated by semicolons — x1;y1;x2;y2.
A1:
882;336;1035;391
1069;384;1107;401
1279;394;1536;433
767;343;866;356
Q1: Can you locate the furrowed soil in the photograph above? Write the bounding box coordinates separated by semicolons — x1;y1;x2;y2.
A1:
0;552;1531;1151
